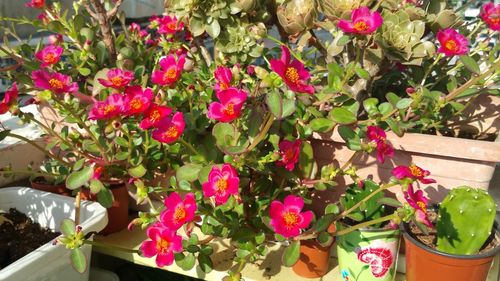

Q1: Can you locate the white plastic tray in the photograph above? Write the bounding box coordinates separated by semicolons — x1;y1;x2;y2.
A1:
0;187;108;281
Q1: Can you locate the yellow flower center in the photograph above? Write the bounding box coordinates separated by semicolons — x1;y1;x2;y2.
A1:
130;98;143;110
409;164;423;177
164;126;179;138
284;149;295;162
174;206;187;222
283;211;299;229
215;178;228;193
285;67;299;84
491;17;499;24
224;103;235;116
444;39;458;52
44;53;58;64
354;20;369;32
167;22;177;30
149;109;161;122
164;68;178;80
103;104;116;115
110;76;124;87
49;78;63;89
219;82;229;90
417;201;426;212
156;238;170;253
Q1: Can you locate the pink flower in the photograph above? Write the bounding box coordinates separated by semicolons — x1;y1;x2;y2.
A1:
140;104;172;130
92;166;104;180
480;3;500;31
207;88;247;123
151;55;185;87
269;195;313;238
0;83;18;114
88;93;127;120
98;68;134;89
276;139;301;171
25;0;45;8
140;226;183;267
338;7;383;35
404;184;432;228
214;66;232;92
437;29;469;56
129;23;148;37
31;70;78;94
152;112;185;144
35;45;63;67
366;126;394;163
157;16;184;34
124;86;153;116
202;164;239;205
270;46;314;94
160;192;197;230
48;34;63;45
392;164;436;184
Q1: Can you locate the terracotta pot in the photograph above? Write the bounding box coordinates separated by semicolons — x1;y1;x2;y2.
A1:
311;128;500;204
292;239;332;278
337;226;400;281
403;222;500;281
81;183;129;235
30;177;72;196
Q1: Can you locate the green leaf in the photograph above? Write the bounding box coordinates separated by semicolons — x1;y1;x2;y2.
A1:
97;188;114;208
377;197;403;207
89;179;104;194
386;118;403;137
338;126;361;151
60;219;76;236
0;130;11;141
325;203;340;215
378;102;394;116
198;254;213;273
386;92;400;107
66;167;93;190
78;68;91;76
282;240;300;267
363;98;379;116
176;164;202;182
314;213;335;233
396;98;413;110
460;55;480;74
266;91;282;119
309;118;335;133
180;253;196;270
299;141;315;179
355;68;370;80
128;165;146;178
70;248;87;274
336;35;350;46
178;180;192;191
329;108;357;124
47;21;65;33
73;15;85;31
73;159;85;171
212;123;238;148
206;19;221;38
317;231;334;247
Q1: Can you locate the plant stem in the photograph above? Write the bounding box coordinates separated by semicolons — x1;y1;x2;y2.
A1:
7;132;70;166
75;192;81;225
179;138;197;155
420;53;443;86
340;150;360;171
245;112;274;153
334;213;398;236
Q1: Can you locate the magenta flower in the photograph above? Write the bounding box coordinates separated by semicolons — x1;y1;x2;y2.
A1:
25;0;45;8
480;3;500;31
129;23;148;37
207;88;247;123
98;68;134;89
276;139;301;171
270;46;314;94
392;164;436;184
140;104;172;130
338;7;383;35
269;195;313;238
436;29;469;56
35;45;63;67
88;93;127;120
202;164;240;205
366;126;394;163
151;55;185;87
160;192;197;231
124;86;153;116
214;66;232;92
152;112;185;144
31;70;78;94
0;83;18;114
157;16;184;34
140;226;183;267
404;184;432;228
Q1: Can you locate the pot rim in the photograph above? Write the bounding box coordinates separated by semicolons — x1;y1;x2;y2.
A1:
402;221;500;260
337;221;400;234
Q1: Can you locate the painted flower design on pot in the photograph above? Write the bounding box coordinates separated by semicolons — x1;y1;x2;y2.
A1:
35;45;63;67
31;70;78;94
480;3;500;31
436;28;469;57
276;139;301;171
207;88;248;123
270;46;314;94
341;269;350;281
152;112;185;144
202;164;240;205
404;184;432;227
366;126;394;164
356;240;396;278
269;195;313;238
140;226;183;267
98;68;135;89
392;164;436;185
151;55;185;87
160;192;196;231
338;7;383;35
0;83;18;115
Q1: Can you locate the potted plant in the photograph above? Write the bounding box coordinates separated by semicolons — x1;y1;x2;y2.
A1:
403;186;500;281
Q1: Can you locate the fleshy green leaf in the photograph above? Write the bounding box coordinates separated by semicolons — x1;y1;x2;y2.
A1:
60;219;76;236
0;130;11;141
206;19;221;38
198;254;213;273
89;179;104;194
396;98;413;110
338;126;361;151
266;91;283;119
70;248;87;274
329;108;357;124
377;197;403;207
128;165;146;178
314;213;335;233
66;167;93;190
97;188;114;208
282;240;301;267
177;164;202;182
299;141;315;179
460;55;480;74
309;118;335;133
325;203;340;215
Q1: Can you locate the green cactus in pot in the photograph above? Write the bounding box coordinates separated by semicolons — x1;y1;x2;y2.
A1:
436;186;496;255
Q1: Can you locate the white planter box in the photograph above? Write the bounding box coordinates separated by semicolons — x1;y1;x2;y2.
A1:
0;187;108;281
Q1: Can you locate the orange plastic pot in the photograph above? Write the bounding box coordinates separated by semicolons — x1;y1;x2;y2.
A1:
31;178;71;196
292;239;333;278
403;223;500;281
81;183;129;235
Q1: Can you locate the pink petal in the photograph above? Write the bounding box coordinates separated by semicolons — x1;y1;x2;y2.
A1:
392;166;411;179
284;195;304;211
140;240;157;257
269;201;284;219
156;251;174;267
298;210;314;229
280;45;291;65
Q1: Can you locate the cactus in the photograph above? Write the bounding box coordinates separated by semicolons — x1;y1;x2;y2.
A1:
341;180;384;224
436;186;496;255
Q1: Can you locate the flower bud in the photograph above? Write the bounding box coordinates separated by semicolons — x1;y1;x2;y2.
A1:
248;22;267;40
277;0;317;35
321;0;364;19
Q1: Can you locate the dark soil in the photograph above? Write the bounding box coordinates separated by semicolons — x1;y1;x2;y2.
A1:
408;210;499;254
0;208;60;270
